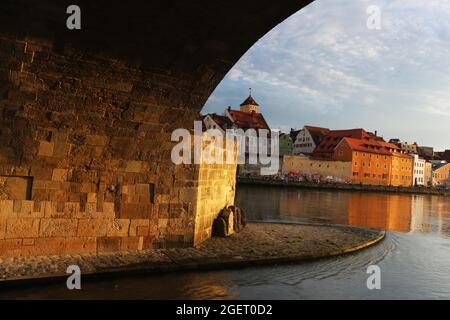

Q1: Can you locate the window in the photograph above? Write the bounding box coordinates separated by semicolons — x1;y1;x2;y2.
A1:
353;172;359;177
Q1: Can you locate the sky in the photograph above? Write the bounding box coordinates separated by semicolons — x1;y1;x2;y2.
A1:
202;0;450;151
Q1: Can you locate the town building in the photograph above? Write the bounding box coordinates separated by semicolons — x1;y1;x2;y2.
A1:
313;128;381;160
389;139;418;154
282;155;352;183
331;133;413;187
201;94;272;176
279;133;293;156
411;154;426;186
292;125;330;155
434;150;450;162
417;146;435;160
238;94;260;113
432;162;450;187
424;162;433;186
333;137;394;186
386;146;414;187
202;113;234;133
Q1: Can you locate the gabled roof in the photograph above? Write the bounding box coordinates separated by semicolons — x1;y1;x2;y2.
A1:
240;95;259;106
206;113;233;130
341;137;394;156
304;125;330;145
313;128;372;158
227;109;269;130
340;137;413;158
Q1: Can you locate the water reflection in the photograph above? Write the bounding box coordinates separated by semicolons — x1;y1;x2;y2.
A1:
2;186;450;299
236;185;450;235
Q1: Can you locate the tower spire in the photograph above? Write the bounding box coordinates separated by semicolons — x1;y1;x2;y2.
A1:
240;89;260;113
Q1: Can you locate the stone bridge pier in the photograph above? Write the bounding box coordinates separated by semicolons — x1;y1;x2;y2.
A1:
0;0;312;256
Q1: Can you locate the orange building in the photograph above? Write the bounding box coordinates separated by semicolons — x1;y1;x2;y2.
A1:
333;136;413;186
333;137;392;185
313;128;378;159
388;150;414;187
432;162;450;187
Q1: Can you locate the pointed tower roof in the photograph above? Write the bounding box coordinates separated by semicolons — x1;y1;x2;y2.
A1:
240;95;259;106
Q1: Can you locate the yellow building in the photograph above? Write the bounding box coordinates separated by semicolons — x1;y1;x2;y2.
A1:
282;155;352;183
239;95;260;113
424;162;433;186
432;162;450;187
389;152;413;187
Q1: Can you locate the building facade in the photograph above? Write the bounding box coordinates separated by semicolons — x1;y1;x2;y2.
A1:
424;162;433;186
411;154;426;186
293;126;330;155
332;135;413;186
432;162;450;187
282;155;352;183
333;137;392;186
279;133;293;157
389;139;418;154
389;151;414;187
202;113;234;134
202;94;272;176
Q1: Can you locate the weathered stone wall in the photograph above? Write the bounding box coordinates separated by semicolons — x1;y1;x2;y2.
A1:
282;155;352;183
194;138;237;245
0;37;202;256
0;0;313;256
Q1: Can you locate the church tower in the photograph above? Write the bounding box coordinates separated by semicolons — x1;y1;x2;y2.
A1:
239;89;260;113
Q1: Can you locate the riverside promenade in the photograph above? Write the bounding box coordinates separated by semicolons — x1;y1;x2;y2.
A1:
0;222;384;285
237;177;450;196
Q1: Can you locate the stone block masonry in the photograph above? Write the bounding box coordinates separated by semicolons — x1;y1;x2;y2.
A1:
0;36;236;257
0;0;312;257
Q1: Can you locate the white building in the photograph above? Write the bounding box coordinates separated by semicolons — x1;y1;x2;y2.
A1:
411;154;426;186
293;125;330;155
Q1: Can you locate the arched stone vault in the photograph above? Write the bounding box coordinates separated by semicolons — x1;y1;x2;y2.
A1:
0;0;314;255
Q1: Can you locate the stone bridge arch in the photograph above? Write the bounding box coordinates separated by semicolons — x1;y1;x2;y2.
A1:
0;0;314;255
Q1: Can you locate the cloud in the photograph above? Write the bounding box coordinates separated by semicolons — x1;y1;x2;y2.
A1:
203;0;450;150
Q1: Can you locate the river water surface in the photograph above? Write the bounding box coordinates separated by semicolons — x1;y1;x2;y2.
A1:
2;185;450;299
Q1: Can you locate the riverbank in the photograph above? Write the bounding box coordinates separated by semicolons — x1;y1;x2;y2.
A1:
237;177;450;196
0;222;384;287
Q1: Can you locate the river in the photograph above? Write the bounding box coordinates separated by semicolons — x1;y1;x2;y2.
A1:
2;185;450;299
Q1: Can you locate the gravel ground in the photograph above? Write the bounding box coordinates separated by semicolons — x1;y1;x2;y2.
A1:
0;222;384;283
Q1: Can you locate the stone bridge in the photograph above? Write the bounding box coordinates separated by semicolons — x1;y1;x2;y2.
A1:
0;0;313;256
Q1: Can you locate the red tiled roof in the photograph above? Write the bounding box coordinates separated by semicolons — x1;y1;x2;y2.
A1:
342;137;412;158
207;113;233;130
342;137;393;156
313;128;372;158
227;109;270;130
